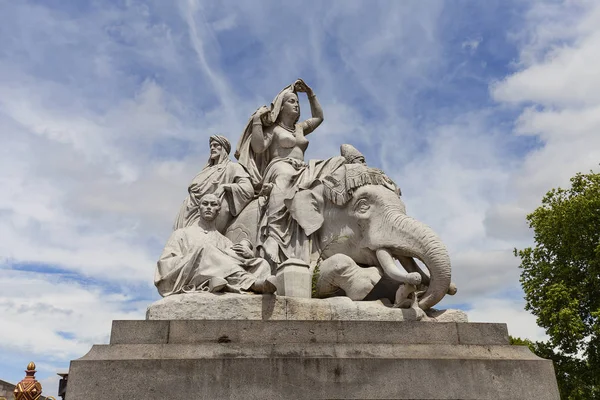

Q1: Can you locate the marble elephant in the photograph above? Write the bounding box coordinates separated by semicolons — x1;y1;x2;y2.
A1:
226;165;454;311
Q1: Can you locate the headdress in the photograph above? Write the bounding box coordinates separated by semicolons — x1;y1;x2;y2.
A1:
235;82;298;190
209;135;231;154
340;144;365;164
206;135;231;166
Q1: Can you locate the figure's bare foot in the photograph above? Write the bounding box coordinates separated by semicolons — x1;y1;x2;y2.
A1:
405;272;422;286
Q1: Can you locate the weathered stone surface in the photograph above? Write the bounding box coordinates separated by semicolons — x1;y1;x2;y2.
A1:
456;320;510;345
425;308;469;323
111;320;487;346
274;258;311;298
67;320;560;400
109;320;169;345
146;292;468;322
0;378;15;399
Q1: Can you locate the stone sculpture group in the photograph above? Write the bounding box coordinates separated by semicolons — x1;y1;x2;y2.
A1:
155;79;457;311
66;79;561;400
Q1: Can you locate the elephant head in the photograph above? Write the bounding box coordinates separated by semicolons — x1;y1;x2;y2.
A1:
225;164;454;310
286;166;453;310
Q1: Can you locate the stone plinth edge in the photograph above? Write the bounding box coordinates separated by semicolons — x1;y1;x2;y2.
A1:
146;292;468;322
110;320;508;346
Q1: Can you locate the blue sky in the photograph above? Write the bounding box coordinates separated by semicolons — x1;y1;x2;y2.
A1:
2;0;600;396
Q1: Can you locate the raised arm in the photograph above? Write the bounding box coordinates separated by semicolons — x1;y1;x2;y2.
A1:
250;106;273;154
296;80;323;135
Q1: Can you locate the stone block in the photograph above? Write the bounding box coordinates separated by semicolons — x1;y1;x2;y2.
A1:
146;293;288;320
109;320;169;345
426;308;469;322
116;320;465;345
274;258;311;298
146;293;469;322
66;320;560;400
456;322;510;345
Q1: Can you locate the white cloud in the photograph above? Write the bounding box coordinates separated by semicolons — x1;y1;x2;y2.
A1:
0;270;148;397
484;204;531;242
0;270;146;359
490;0;600;227
468;297;547;342
462;37;482;53
448;249;520;301
492;30;600;108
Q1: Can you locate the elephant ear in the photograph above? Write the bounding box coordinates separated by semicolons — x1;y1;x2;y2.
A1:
285;186;325;236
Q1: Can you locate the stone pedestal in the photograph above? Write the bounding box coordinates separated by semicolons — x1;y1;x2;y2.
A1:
274;258;312;298
66;319;560;399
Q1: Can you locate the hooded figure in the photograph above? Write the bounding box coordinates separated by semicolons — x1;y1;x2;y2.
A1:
173;135;254;233
234;80;346;265
235;84;298;190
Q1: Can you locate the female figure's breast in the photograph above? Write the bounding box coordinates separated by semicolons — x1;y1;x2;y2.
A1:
269;125;308;161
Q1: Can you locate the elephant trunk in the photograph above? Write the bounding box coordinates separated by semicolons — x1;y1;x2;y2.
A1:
376;212;451;310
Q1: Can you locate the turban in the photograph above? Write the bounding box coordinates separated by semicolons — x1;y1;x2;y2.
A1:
209;135;231;154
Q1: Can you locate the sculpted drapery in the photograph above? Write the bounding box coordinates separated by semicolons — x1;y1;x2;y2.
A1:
235;83;297;190
156;226;271;296
235;80;345;264
174;135;254;232
157;194;275;297
153;79;457;310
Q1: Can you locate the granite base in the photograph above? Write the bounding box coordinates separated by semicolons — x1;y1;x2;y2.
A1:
66;320;560;399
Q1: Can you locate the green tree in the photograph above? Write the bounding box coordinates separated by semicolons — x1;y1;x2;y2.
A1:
515;171;600;399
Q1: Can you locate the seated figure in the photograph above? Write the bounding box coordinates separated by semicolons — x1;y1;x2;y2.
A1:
156;194;276;296
174;135;254;233
235;79;346;265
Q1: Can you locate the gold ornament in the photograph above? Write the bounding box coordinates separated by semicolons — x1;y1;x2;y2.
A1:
13;362;55;400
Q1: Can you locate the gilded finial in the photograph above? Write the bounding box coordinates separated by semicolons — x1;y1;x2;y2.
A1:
13;362;43;400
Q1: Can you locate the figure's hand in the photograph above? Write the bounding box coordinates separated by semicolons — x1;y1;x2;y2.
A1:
214;184;231;198
294;79;312;94
253;106;270;124
231;243;254;259
258;182;274;197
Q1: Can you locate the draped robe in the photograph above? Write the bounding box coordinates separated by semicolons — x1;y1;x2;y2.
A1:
155;226;270;297
173;158;253;232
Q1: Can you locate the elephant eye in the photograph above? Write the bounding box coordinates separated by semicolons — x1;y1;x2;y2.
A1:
355;199;370;213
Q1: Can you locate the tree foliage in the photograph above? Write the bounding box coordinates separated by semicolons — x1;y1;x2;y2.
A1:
515;171;600;399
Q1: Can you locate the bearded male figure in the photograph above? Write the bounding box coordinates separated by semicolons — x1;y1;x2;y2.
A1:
174;135;254;233
156;194;276;296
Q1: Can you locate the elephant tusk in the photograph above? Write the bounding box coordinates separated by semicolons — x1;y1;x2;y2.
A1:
448;282;458;295
398;255;458;296
376;248;421;286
